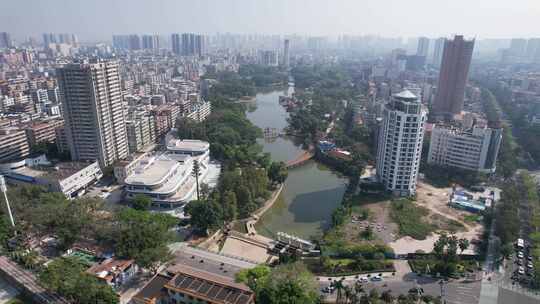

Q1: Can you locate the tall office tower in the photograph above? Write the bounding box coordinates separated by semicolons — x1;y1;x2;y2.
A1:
416;37;430;57
171;33;181;55
0;32;12;48
432;37;445;66
57;60;129;168
376;90;427;196
283;39;290;68
432;35;474;119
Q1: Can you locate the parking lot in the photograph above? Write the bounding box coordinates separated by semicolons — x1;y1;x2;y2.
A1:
508;239;536;287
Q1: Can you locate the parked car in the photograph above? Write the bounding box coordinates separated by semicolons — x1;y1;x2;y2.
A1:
357;277;369;283
370;276;383;282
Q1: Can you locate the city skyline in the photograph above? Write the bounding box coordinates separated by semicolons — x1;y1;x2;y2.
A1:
2;0;540;42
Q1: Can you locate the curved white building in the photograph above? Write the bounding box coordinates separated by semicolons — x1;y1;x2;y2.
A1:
124;139;210;208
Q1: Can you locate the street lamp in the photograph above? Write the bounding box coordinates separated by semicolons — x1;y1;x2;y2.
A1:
0;175;15;228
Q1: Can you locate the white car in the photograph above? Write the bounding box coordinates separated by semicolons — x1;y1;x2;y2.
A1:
518;266;525;275
357;277;369;283
527;262;534;269
517;252;524;259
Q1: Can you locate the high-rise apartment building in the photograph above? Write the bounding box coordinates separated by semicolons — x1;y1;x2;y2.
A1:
142;35;160;50
428;125;502;173
376;90;427;196
0;32;12;48
525;38;540;62
57;60;128;167
180;33;205;57
42;33;57;46
259;50;278;66
416;37;430;57
128;34;141;50
432;35;474;119
509;38;527;57
283;39;290;68
432;37;445;66
171;33;181;55
0;128;30;163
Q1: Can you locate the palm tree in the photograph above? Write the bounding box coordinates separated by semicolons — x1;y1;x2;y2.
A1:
458;238;470;255
380;290;395;303
332;279;345;304
191;159;201;200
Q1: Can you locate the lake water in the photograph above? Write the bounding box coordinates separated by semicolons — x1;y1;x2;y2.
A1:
246;89;347;240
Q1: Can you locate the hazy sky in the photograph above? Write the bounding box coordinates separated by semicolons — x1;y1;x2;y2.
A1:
1;0;539;41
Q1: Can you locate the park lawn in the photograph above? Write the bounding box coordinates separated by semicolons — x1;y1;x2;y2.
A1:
390;198;436;240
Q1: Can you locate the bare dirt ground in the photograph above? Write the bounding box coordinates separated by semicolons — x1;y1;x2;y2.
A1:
416;181;481;232
388;181;484;255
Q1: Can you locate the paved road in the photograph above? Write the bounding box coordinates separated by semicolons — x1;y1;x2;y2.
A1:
0;256;68;303
320;275;481;304
0;276;18;304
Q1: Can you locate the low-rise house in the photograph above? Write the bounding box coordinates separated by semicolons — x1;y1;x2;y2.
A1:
87;258;138;290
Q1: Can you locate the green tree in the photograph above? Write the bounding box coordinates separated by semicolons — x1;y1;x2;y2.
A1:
115;209;176;269
222;191;238;222
381;290;394;303
236;185;255;218
192;159;201;200
131;194;152;211
268;162;288;184
458;238;470;254
39;257;118;304
185;199;222;233
240;262;319;304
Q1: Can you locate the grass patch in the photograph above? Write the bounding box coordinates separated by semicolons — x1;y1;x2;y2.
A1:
349;192;392;207
390;199;435;240
409;259;480;277
304;257;394;276
464;214;480;223
429;214;466;233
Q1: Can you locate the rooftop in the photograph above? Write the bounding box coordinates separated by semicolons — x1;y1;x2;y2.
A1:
124;154;183;186
133;273;171;303
393;90;419;101
165;264;253;304
87;258;135;283
167;139;210;153
10;161;98;180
